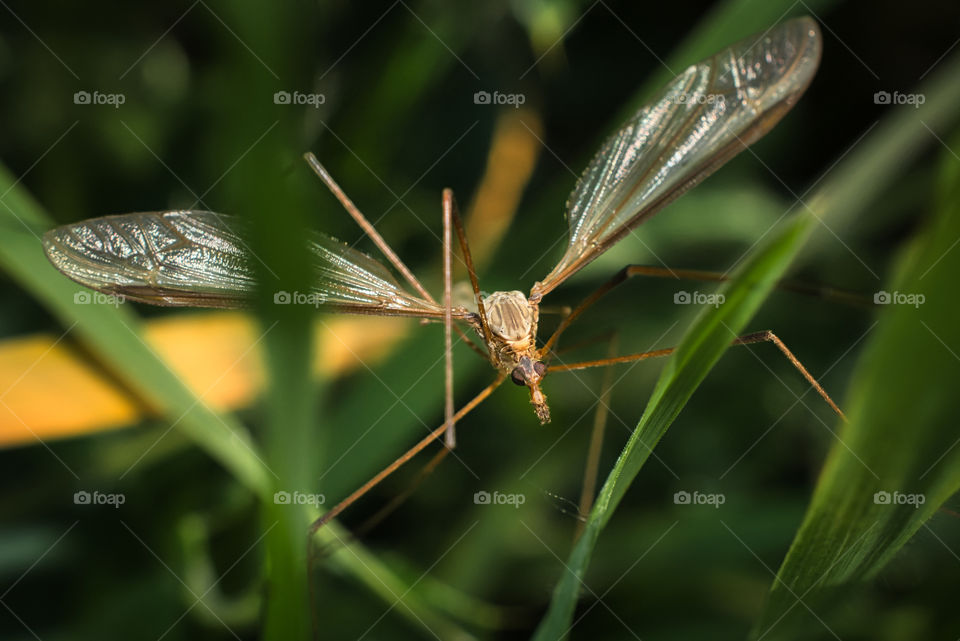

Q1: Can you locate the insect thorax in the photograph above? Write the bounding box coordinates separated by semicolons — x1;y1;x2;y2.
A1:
481;290;538;368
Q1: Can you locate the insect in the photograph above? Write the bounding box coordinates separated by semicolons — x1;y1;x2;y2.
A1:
44;17;839;528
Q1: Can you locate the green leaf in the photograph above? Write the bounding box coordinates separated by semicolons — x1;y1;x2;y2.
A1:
531;14;960;641
531;165;814;641
0;167;272;496
0;163;475;641
751;133;960;640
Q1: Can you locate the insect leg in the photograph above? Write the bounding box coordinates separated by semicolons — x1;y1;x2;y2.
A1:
307;447;451;566
574;332;618;541
548;331;845;420
442;190;456;448
303;152;435;304
540;264;871;355
306;374;506;632
305;155;485;357
307;373;506;545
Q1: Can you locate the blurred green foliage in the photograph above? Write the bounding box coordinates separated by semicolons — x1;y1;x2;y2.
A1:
1;1;959;640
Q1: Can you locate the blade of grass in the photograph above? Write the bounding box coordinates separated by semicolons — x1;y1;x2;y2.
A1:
751;129;960;640
531;21;960;641
530;180;812;641
197;2;479;637
0;166;475;640
0;172;271;495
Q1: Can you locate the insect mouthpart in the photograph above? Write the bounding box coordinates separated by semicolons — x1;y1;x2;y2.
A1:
508;357;551;423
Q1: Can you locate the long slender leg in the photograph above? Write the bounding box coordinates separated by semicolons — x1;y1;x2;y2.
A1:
303;152;487;359
307;376;503;635
308;373;506;542
574;333;618;541
353;448;450;540
303;153;435;304
442;191;456;448
305;155;487;363
548;330;846;420
540;265;872;355
310;448;453;566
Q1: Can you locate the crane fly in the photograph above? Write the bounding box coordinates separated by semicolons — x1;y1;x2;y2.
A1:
44;18;839;532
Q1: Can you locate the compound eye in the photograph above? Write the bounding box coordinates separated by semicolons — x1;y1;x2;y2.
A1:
510;368;526;386
533;361;547;377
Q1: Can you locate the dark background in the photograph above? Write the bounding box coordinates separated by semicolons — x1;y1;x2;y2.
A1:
1;1;958;639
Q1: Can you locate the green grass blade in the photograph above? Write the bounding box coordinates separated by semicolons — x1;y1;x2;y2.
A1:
531;23;960;641
530;175;814;641
751;133;960;640
0;162;475;641
0;165;272;496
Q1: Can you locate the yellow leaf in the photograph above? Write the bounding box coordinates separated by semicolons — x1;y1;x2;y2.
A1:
0;312;408;448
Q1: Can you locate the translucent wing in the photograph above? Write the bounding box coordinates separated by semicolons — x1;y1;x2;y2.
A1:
306;226;459;318
534;17;822;297
43;211;462;319
43;211;255;307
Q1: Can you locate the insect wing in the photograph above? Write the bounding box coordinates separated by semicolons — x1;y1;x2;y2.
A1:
43;211;256;307
306;232;454;319
535;17;822;296
43;211;458;319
